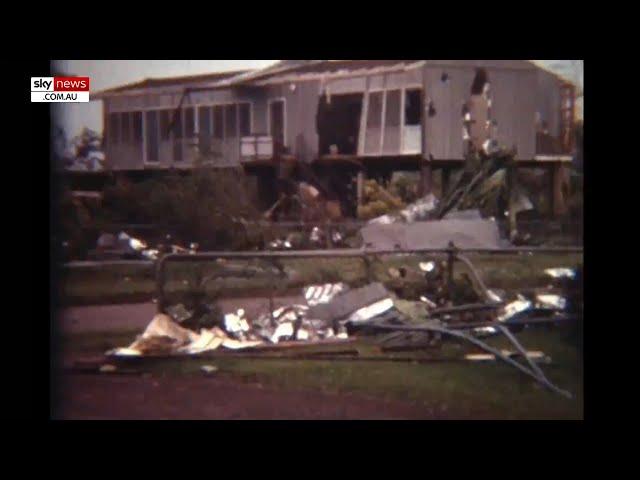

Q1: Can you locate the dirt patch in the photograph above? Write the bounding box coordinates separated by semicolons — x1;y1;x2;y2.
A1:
53;372;439;420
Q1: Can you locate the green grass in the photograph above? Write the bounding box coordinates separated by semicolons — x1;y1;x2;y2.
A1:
61;327;583;419
59;253;582;305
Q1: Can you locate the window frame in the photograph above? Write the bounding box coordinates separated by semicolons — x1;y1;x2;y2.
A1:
109;100;255;165
360;84;422;156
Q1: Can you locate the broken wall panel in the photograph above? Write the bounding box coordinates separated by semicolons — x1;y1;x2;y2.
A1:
489;69;536;159
423;66;537;160
423;67;476;160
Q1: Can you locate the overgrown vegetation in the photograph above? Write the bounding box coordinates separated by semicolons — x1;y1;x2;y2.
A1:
98;167;263;250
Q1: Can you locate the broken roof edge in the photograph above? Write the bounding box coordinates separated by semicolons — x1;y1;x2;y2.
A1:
530;61;579;87
92;69;252;100
92;60;573;100
213;60;539;87
251;61;427;86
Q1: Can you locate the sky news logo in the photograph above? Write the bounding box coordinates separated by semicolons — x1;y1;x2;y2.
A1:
31;77;90;102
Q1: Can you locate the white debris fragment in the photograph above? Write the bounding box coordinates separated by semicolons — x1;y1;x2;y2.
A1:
271;322;294;343
544;268;576;279
473;326;498;337
486;289;503;303
536;294;567;310
497;296;532;322
224;312;250;334
419;261;435;273
420;296;438;309
129;237;147;251
108;347;142;357
201;365;218;375
141;249;159;260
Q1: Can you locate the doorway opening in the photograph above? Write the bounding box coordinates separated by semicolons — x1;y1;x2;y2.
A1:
317;93;363;156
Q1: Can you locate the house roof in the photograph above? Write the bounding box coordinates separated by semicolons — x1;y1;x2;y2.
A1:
94;60;572;99
92;69;249;99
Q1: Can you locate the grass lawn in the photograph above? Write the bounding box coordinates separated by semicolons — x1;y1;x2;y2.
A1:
58;253;583;305
59;325;583;420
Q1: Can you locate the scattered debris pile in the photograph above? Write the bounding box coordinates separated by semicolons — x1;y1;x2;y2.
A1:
108;282;396;357
359;148;535;248
434;148;534;242
105;245;581;397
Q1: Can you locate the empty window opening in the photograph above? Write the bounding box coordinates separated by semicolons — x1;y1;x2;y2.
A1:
366;92;383;128
269;99;285;153
121;112;131;143
405;89;422;125
173;109;183;140
198;106;211;136
213;106;224;139
317;93;363;156
184;107;195;138
160;110;171;141
145;110;159;163
109;113;120;144
225;104;238;138
132;112;143;144
172;109;183;162
239;103;251;136
470;68;489;95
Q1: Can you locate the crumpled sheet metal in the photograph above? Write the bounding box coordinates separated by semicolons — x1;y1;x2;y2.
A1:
307;283;392;322
111;280;399;358
361;219;507;250
347;298;395;324
304;283;348;306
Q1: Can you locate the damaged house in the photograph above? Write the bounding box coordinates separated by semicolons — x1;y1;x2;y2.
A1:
93;60;576;215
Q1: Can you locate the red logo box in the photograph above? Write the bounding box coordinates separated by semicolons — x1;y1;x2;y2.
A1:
54;77;90;91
